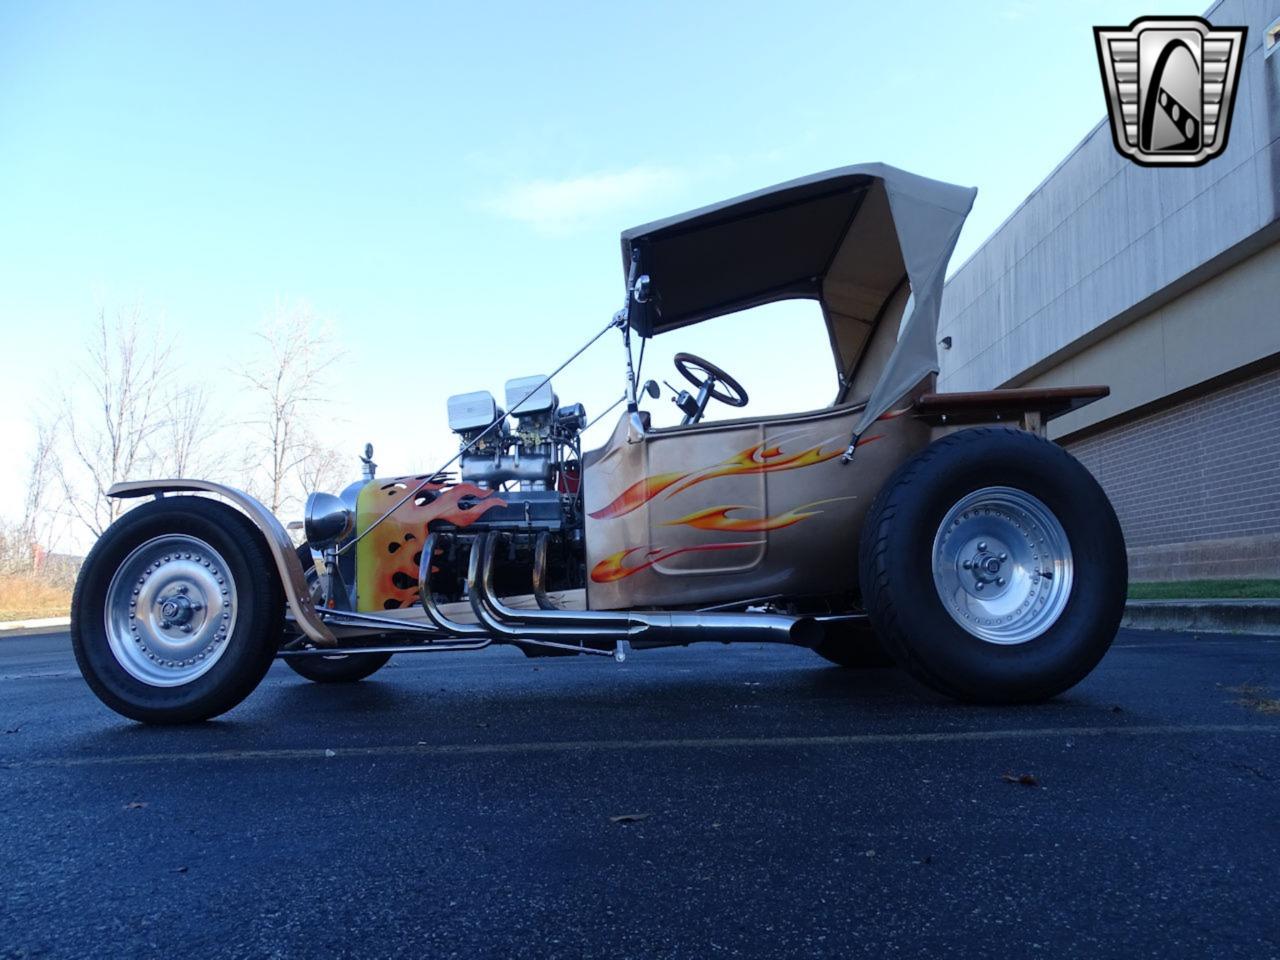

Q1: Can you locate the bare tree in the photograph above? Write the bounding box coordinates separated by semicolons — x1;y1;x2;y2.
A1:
239;304;341;516
160;382;223;479
16;419;61;570
59;308;175;537
292;436;350;502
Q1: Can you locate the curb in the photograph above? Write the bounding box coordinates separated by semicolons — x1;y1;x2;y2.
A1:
1123;600;1280;637
0;616;71;638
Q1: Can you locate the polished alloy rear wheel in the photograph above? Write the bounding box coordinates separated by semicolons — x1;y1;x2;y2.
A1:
931;486;1073;646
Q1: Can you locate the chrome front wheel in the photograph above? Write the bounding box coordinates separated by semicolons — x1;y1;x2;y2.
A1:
104;535;239;687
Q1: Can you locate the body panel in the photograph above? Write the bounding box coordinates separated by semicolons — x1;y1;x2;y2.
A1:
583;394;931;610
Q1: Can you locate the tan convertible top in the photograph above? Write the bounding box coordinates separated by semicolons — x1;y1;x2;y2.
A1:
620;163;976;436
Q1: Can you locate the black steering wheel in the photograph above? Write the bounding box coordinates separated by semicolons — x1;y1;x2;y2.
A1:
673;352;749;409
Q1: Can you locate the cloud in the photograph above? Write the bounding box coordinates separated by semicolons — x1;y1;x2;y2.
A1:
484;165;683;236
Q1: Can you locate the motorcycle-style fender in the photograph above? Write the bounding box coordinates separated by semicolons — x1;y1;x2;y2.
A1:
107;479;337;647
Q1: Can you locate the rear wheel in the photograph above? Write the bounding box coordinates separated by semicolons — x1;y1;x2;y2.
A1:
858;427;1126;703
71;497;283;723
284;545;392;683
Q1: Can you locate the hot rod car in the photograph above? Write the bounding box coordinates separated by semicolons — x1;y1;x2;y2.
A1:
71;163;1126;723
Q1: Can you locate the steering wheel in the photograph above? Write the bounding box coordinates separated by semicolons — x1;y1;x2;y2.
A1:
673;352;749;409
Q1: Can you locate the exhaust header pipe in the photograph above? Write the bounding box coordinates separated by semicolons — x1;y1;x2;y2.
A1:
467;532;823;651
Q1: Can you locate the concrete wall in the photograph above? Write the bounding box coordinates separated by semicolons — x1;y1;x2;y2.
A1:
938;0;1280;424
1030;238;1280;439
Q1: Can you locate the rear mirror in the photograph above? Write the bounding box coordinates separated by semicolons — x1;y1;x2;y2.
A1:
642;379;661;399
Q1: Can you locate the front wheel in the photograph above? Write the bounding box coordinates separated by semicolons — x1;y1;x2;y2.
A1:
71;497;283;723
859;427;1127;703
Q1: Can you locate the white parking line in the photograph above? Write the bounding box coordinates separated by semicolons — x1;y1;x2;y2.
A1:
6;723;1276;769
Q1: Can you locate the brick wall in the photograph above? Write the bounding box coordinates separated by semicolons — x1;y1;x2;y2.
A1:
1064;364;1280;580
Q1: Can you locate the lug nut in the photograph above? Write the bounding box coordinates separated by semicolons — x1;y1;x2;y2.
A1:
978;541;987;551
975;582;985;591
997;577;1006;586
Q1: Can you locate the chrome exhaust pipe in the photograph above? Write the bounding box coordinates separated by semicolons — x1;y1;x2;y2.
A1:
418;532;490;639
468;532;822;649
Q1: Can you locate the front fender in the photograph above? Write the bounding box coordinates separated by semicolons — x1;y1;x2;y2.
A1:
107;479;337;647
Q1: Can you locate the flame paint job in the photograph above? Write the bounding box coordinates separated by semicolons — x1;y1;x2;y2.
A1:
590;541;761;584
588;436;882;522
583;394;934;610
587;471;690;521
355;479;506;611
663;497;855;533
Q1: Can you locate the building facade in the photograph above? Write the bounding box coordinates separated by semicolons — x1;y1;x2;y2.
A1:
938;0;1280;581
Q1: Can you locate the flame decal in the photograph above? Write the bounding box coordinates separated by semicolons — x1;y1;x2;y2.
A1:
590;541;760;583
877;405;912;422
588;471;689;520
590;435;886;521
663;497;855;533
355;480;507;611
418;483;508;527
665;442;844;497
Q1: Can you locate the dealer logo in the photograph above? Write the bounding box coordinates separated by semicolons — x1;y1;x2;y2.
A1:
1094;16;1247;167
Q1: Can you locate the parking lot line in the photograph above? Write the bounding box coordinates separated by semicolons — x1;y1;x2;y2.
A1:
5;722;1276;769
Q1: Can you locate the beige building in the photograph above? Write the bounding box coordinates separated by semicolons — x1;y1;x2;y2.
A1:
938;0;1280;581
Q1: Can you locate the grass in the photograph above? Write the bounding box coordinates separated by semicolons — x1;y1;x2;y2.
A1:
0;573;74;622
1128;579;1280;601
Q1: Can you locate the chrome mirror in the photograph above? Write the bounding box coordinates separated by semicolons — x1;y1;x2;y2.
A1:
632;274;652;304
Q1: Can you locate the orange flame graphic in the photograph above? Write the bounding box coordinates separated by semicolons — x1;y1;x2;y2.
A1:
588;471;689;520
663;497;854;533
589;439;862;521
590;541;759;583
589;433;888;522
664;442;845;497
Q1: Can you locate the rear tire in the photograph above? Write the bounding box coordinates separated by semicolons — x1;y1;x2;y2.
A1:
858;427;1126;703
71;497;283;723
285;545;392;683
284;652;392;683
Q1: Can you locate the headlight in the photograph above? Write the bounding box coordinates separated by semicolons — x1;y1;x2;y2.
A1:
304;492;353;547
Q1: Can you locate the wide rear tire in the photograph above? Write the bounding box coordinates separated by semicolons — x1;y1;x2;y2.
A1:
858;427;1126;703
284;652;392;683
71;497;283;723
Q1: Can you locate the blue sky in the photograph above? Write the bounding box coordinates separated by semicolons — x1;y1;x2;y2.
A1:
0;0;1190;532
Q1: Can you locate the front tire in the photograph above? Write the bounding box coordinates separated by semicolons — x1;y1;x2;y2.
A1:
859;427;1126;703
71;497;284;723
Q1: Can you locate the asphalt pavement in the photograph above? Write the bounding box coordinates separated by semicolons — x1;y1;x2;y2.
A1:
1;628;1278;959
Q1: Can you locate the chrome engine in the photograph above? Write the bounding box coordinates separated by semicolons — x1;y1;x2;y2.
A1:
447;376;586;492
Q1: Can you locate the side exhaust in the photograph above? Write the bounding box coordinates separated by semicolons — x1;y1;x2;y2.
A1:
467;532;823;650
